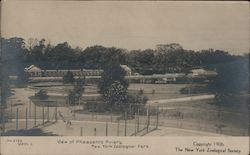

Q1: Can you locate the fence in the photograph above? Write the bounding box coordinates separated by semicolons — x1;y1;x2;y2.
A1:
70;104;248;136
1;99;249;136
156;105;249;136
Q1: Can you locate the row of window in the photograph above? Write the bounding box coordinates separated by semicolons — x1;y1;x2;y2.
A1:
27;70;103;77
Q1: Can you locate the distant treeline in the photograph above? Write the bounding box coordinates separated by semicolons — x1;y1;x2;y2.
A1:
1;37;249;94
1;37;247;73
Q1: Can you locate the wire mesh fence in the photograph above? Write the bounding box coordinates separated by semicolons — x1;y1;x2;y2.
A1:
1;99;249;136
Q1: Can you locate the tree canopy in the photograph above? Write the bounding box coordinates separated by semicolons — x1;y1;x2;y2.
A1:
1;37;249;98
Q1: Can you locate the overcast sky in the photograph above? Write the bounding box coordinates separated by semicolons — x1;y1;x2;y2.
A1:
2;1;249;55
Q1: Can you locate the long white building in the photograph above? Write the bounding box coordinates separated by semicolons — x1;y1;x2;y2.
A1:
24;65;132;77
24;65;216;83
24;65;103;77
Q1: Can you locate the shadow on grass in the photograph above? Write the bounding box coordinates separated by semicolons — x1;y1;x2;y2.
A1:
29;96;67;107
34;121;58;129
131;127;158;136
1;128;58;136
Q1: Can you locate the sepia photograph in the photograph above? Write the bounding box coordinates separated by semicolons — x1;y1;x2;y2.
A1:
0;0;249;140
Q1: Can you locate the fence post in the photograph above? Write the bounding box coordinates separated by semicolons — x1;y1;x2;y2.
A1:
110;108;113;122
73;105;76;120
55;104;58;122
92;104;95;120
16;108;19;130
29;99;31;118
134;113;137;136
42;105;45;125
129;104;131;116
137;108;140;132
2;110;5;133
230;124;233;134
34;103;36;127
106;119;108;136
176;109;179;127
156;106;159;129
80;127;83;136
242;128;246;136
117;120;120;136
125;112;127;136
204;120;207;131
147;106;150;133
47;104;49;122
25;108;28;130
10;102;13;118
91;105;94;120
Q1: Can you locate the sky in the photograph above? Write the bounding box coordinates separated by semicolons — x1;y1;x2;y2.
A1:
1;1;249;55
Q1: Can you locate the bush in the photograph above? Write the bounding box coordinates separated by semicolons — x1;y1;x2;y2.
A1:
35;89;48;100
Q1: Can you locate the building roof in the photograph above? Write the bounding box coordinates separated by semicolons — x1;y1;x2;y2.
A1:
191;68;217;76
24;65;103;72
24;65;41;72
120;65;131;71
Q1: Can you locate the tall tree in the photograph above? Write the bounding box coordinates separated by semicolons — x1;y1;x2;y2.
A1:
98;63;128;95
103;81;128;111
98;48;129;112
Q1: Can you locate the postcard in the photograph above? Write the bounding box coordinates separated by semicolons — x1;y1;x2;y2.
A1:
0;1;249;154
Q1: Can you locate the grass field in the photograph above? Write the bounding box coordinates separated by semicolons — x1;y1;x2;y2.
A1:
4;82;249;136
30;83;203;100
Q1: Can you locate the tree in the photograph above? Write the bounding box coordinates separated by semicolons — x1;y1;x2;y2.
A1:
0;64;10;107
63;71;75;84
29;39;46;61
98;62;128;95
78;45;107;69
197;49;234;65
128;49;156;75
1;37;26;79
207;56;249;106
26;38;39;51
67;77;85;105
98;53;129;112
208;57;249;95
156;43;183;53
103;81;128;111
78;46;127;69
